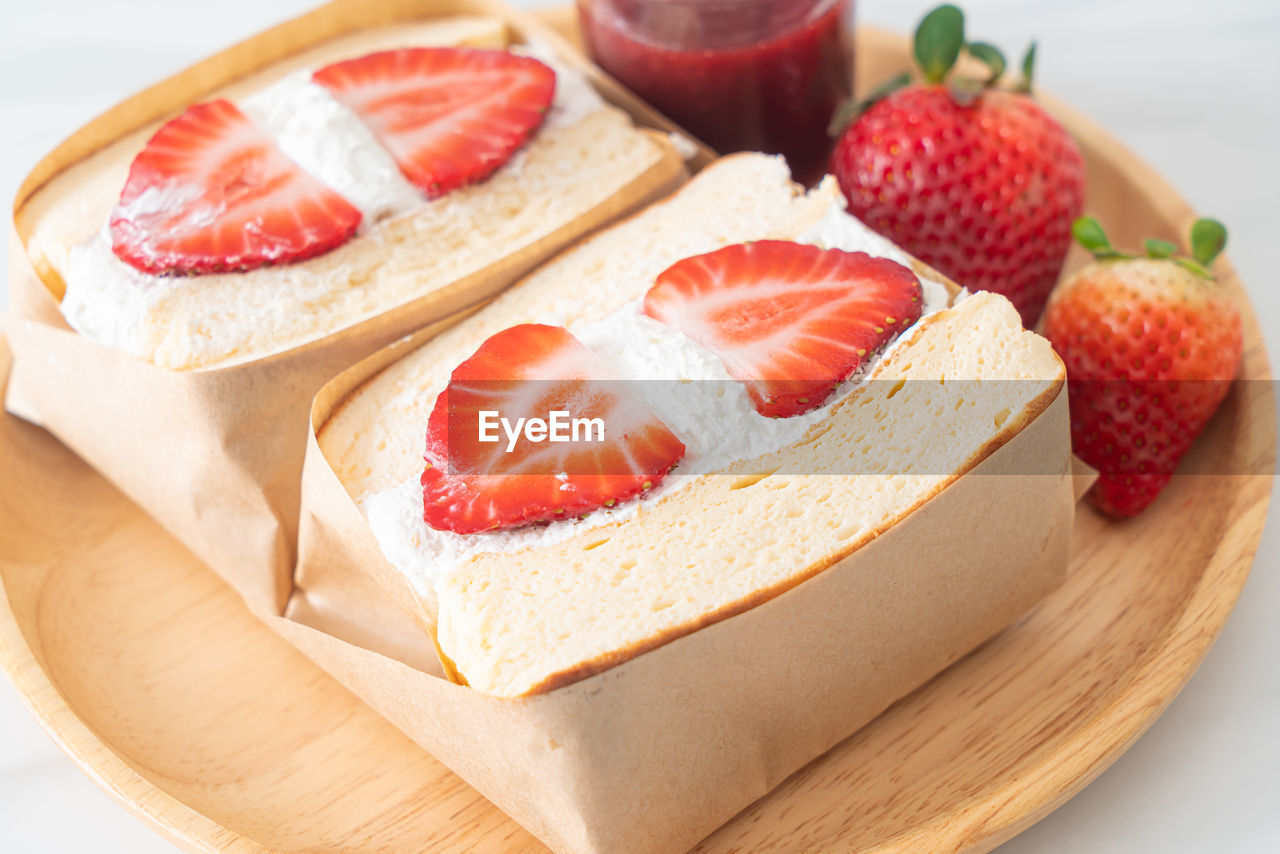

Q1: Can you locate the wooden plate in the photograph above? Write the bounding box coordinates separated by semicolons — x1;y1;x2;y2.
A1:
1;18;1274;854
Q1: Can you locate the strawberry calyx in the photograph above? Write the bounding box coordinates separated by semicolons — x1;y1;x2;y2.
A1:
829;4;1039;135
1072;216;1229;280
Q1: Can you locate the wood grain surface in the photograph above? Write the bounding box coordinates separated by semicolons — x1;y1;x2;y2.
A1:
0;15;1275;854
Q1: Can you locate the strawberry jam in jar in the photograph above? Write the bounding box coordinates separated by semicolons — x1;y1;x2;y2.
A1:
578;0;853;185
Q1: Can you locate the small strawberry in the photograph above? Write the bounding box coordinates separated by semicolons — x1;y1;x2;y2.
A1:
110;99;362;275
828;4;1085;328
1043;217;1242;518
422;324;686;534
642;240;923;418
313;47;556;198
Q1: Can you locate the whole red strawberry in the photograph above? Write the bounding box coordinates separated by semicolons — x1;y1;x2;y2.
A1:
1043;217;1242;517
829;4;1084;327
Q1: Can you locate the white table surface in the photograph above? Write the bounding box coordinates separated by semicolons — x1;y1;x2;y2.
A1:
1;0;1276;851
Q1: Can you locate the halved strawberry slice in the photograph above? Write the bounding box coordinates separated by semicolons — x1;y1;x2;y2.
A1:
109;99;362;276
643;241;925;418
313;48;556;198
421;324;686;534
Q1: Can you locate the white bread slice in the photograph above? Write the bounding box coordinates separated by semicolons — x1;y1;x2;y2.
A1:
19;16;681;371
316;153;1065;697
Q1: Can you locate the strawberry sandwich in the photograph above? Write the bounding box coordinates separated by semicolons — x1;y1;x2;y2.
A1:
25;18;683;371
315;153;1067;697
4;15;685;610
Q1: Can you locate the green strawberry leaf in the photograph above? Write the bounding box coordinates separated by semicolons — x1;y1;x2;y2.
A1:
966;41;1006;83
914;5;965;84
1190;218;1227;267
1144;239;1177;259
1174;258;1213;278
1017;41;1038;93
827;72;912;136
1072;216;1113;256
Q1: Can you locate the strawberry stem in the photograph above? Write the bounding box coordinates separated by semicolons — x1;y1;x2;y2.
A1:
914;4;965;84
1144;239;1177;259
948;75;986;106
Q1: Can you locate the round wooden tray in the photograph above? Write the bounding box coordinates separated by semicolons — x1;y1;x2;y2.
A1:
1;18;1275;854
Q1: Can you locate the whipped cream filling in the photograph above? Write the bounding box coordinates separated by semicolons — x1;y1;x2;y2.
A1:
360;205;955;598
240;74;423;222
59;42;607;358
236;43;606;223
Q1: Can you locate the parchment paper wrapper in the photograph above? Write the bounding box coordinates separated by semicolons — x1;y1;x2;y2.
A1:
284;325;1078;852
3;0;703;616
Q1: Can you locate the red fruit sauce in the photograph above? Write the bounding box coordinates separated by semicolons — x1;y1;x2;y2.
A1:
577;0;852;185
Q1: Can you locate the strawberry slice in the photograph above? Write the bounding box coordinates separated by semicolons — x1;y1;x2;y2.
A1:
109;99;362;276
313;48;556;198
422;324;686;534
643;241;925;418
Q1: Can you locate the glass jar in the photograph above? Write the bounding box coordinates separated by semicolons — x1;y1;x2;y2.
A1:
577;0;854;185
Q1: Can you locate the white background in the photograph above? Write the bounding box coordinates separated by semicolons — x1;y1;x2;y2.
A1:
1;0;1277;851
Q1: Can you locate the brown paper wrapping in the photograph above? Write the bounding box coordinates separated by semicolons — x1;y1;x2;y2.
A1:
3;0;704;615
286;327;1076;852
